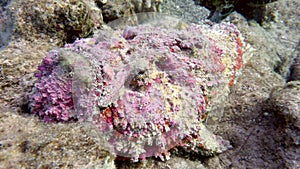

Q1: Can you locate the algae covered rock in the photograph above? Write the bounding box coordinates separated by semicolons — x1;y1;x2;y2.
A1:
132;0;163;12
267;81;300;167
0;0;13;49
288;48;300;81
95;0;163;23
29;16;247;161
269;81;300;129
194;0;277;23
98;0;135;23
0;107;115;168
12;0;97;45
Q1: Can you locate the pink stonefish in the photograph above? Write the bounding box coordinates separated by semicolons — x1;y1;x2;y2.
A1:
29;18;245;161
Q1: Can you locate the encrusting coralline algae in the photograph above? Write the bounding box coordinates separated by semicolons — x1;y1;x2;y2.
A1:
29;20;245;161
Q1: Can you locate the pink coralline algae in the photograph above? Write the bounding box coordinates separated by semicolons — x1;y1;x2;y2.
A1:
29;22;245;161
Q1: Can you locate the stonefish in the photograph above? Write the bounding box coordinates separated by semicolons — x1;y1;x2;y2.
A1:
29;15;246;161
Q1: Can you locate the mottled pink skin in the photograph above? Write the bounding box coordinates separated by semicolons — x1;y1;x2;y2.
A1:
30;52;73;122
30;22;244;160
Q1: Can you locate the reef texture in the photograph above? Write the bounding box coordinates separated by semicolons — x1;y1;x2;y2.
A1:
0;107;115;169
194;0;277;23
288;44;300;81
267;81;300;166
131;0;163;12
29;22;245;161
95;0;163;24
98;0;135;23
0;0;13;49
11;0;100;45
268;81;300;132
9;0;166;46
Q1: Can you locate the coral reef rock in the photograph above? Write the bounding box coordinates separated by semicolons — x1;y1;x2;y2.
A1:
160;0;210;24
29;19;248;161
0;107;115;169
132;0;163;12
267;81;300;167
98;0;135;23
269;81;300;130
194;0;277;23
11;0;102;45
95;0;163;24
288;44;300;81
0;0;13;49
0;39;56;109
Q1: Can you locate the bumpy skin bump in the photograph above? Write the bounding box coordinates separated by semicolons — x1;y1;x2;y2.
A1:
30;51;74;122
30;22;244;161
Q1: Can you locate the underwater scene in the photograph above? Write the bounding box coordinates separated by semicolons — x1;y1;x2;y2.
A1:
0;0;299;168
